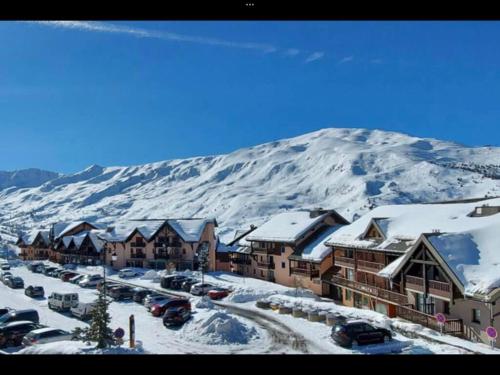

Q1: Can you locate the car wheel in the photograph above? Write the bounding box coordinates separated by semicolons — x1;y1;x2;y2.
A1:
351;340;359;349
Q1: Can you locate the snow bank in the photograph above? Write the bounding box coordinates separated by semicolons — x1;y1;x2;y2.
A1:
184;311;259;345
195;296;215;309
141;270;160;281
16;341;145;355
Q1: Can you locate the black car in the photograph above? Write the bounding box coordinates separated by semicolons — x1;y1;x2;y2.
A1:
25;286;45;298
27;263;42;272
32;264;44;273
181;279;199;292
331;320;392;348
162;307;191;327
133;289;154;303
170;276;189;290
108;286;135;301
0;321;45;348
0;309;40;326
160;275;177;289
0;308;12;318
1;264;10;271
6;276;24;289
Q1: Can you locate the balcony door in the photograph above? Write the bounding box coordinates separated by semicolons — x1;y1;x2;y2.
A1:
415;293;435;315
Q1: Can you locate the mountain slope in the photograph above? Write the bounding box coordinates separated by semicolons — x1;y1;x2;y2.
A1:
0;168;60;191
1;127;500;242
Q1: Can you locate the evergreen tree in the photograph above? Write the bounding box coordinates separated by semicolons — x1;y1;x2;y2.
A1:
73;286;116;349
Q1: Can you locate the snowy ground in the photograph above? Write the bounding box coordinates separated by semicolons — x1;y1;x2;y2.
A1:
2;262;498;354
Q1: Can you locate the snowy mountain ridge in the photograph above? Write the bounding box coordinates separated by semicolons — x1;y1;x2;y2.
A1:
1;127;500;243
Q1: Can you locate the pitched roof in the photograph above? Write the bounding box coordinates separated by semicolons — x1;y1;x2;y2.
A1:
246;210;339;243
291;224;344;262
53;221;98;239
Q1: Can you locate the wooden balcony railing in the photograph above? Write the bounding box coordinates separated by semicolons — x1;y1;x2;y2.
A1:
428;280;452;299
335;256;355;268
357;259;385;272
290;267;320;278
405;275;425;291
231;258;252;265
395;304;463;336
329;275;408;305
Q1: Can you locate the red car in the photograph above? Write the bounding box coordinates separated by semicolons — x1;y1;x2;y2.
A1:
207;288;230;300
60;272;79;282
151;298;191;317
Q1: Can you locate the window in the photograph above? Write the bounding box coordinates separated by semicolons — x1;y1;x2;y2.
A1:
281;245;285;254
260;270;264;277
472;308;481;324
347;269;355;281
281;262;286;269
345;290;352;300
443;301;450;315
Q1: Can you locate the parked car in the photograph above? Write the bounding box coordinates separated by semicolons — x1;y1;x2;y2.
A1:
0;307;13;318
170;276;190;290
27;262;43;272
151;298;191;317
79;275;104;288
70;302;97;320
24;286;45;298
190;283;215;296
160;275;177;289
144;294;170;311
181;279;199;292
32;264;45;273
0;321;45;348
133;288;154;303
69;274;86;284
109;286;135;301
48;292;79;312
43;266;58;276
63;263;77;270
60;272;79;282
162;307;191;327
207;287;230;300
54;269;68;278
22;327;74;346
0;309;40;326
118;268;140;278
331;320;392;348
6;276;24;289
1;271;12;284
1;263;10;271
96;280;120;292
48;268;64;277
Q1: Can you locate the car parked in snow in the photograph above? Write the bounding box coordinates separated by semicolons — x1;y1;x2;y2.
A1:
169;276;189;290
96;280;120;292
0;321;45;348
144;294;170;311
1;271;13;284
22;327;74;346
79;275;104;288
0;307;13;318
108;286;135;301
151;298;191;317
69;274;86;284
0;309;40;326
48;268;64;277
6;276;24;289
132;288;154;303
42;266;58;276
24;286;45;298
331;320;392;348
1;263;10;271
207;287;230;300
48;292;79;312
181;279;199;292
70;301;97;320
160;275;177;289
60;271;79;282
63;263;77;270
32;264;45;273
118;268;140;278
162;307;191;327
27;262;43;272
190;283;215;296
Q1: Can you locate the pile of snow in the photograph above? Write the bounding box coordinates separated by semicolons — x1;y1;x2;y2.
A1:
195;296;215;309
141;270;160;281
15;341;145;355
183;311;259;345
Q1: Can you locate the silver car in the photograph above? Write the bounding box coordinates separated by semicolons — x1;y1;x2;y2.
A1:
22;328;74;346
143;294;169;310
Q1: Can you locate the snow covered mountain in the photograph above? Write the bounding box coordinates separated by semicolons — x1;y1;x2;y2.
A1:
0;168;60;191
1;127;500;243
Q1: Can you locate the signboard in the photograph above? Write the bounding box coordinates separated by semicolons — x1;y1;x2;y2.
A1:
114;327;125;339
435;313;446;334
486;326;497;349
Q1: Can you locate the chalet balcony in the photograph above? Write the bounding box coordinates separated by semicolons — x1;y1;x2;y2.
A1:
290;267;320;278
129;252;146;259
428;280;452;300
328;274;408;305
256;261;275;269
335;256;355;268
357;260;385;273
130;242;146;248
405;275;425;292
395;304;463;336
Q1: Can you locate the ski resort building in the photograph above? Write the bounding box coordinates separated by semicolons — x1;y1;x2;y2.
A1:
16;230;51;261
321;197;500;347
226;209;349;294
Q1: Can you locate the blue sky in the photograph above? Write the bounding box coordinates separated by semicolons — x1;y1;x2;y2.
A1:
1;21;500;173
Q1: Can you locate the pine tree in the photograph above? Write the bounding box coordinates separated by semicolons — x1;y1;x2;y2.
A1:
73;286;116;349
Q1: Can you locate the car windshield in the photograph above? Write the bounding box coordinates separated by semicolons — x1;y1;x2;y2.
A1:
0;313;14;324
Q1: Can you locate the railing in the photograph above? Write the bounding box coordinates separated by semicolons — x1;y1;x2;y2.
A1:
231;258;252;265
130;252;146;259
405;275;425;291
290;267;320;278
335;256;355;268
329;275;408;305
428;280;451;299
257;261;275;269
395;304;463;336
130;242;146;248
357;259;385;272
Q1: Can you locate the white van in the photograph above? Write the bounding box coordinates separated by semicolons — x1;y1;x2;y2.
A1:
47;292;79;312
70;301;97;320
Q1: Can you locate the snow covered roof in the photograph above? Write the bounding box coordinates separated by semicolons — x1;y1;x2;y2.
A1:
246;211;334;243
19;230;50;246
216;242;237;253
53;221;98;239
294;225;344;262
331;197;500;297
59;230;105;252
167;218;215;242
